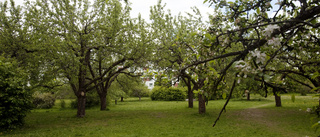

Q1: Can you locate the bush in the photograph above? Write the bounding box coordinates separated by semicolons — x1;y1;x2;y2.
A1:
71;91;100;109
60;100;66;109
0;58;33;130
150;86;186;101
32;92;56;109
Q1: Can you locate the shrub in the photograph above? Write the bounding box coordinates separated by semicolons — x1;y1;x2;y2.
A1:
150;86;186;101
0;58;33;130
60;100;66;109
32;92;56;109
71;91;100;109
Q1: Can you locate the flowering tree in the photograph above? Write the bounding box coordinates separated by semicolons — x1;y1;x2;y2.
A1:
183;0;320;126
149;1;220;113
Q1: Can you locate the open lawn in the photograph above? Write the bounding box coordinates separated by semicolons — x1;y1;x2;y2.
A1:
2;94;320;137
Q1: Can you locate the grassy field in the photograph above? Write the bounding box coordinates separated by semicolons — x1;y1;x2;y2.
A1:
2;94;320;137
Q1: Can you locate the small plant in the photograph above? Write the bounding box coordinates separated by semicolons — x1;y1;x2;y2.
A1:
291;94;295;103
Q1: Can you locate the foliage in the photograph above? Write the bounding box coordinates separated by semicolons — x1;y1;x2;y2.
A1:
154;72;172;87
32;92;56;109
130;84;150;98
54;85;76;99
150;86;186;101
0;57;33;130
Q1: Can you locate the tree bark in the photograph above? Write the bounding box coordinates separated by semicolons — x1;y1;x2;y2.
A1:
247;93;250;101
198;93;206;114
272;87;282;107
100;92;107;110
121;97;124;102
274;94;282;107
77;92;86;117
139;96;141;101
115;99;117;105
188;89;194;108
184;78;193;108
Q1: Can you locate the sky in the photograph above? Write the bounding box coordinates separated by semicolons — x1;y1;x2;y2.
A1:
10;0;215;22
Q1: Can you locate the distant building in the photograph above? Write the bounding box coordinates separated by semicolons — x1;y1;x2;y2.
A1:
144;78;155;90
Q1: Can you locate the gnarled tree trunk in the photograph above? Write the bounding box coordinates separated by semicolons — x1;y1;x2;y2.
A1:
274;93;282;107
100;92;107;110
198;93;206;114
77;91;86;117
188;91;194;108
273;88;282;107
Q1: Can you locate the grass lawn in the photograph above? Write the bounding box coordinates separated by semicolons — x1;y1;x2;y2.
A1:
2;94;320;137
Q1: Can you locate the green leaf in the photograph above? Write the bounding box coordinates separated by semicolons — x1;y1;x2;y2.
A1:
193;89;200;94
257;8;260;14
205;33;211;39
222;92;227;99
204;92;208;97
191;32;197;37
311;122;319;129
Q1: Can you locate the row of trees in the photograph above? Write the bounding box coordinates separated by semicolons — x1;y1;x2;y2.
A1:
1;0;319;129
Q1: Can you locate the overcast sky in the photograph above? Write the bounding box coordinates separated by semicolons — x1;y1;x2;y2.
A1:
11;0;215;22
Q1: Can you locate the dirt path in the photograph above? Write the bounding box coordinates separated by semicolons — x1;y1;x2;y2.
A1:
232;102;299;137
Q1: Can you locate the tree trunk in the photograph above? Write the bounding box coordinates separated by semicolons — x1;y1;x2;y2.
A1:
247;93;250;101
121;97;124;102
188;90;194;108
187;83;193;108
274;93;282;107
100;92;107;111
139;96;141;101
198;93;206;114
77;92;86;117
115;99;117;105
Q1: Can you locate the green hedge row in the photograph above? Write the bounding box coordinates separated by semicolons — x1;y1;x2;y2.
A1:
150;86;186;101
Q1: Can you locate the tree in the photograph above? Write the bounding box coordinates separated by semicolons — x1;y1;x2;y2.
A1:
149;1;212;113
88;9;153;110
196;0;320;126
26;0;153;115
130;80;150;101
25;0;131;116
0;0;61;91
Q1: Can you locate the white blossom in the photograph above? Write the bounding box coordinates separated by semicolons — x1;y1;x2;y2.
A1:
250;49;266;64
268;37;281;47
235;60;246;69
222;37;229;46
263;25;280;37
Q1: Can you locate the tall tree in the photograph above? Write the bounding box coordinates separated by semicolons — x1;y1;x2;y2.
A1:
25;0;144;117
149;1;212;112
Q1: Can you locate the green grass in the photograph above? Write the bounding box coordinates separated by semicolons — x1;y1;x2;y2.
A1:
2;94;320;137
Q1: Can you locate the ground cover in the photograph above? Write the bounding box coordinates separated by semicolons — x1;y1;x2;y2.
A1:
2;94;319;137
